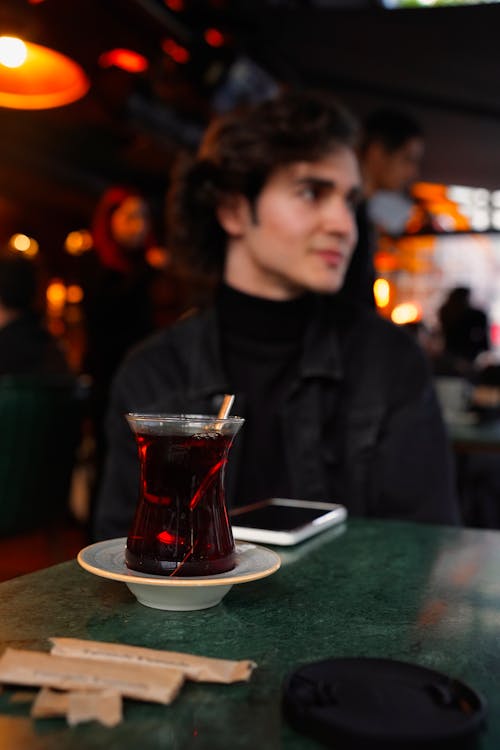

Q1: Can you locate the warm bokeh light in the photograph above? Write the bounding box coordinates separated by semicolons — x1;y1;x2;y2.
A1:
0;37;27;68
9;233;30;251
391;302;421;325
8;233;39;257
204;28;225;48
47;317;65;337
164;0;184;9
64;229;93;256
98;49;149;73
373;278;391;308
374;239;399;274
66;285;84;304
162;38;190;64
145;246;169;269
406;181;498;234
46;280;67;312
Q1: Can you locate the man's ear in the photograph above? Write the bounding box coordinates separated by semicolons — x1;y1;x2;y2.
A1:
216;194;252;237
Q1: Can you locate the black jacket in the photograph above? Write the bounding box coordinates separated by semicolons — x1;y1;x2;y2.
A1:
94;297;460;540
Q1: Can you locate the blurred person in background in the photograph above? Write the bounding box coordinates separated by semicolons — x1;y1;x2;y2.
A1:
0;250;70;376
359;109;424;201
94;90;459;541
341;108;424;307
84;186;170;390
83;186;188;516
438;286;490;374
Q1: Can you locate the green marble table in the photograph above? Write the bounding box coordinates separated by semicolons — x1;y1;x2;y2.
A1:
0;518;499;749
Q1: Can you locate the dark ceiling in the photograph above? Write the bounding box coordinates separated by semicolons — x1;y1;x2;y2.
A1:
1;0;499;269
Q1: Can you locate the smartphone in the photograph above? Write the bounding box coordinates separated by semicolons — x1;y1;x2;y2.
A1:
229;498;347;546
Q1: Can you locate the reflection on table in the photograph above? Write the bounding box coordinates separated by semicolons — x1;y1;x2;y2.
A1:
0;519;500;748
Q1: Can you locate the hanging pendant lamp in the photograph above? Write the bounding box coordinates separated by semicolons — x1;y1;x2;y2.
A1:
0;34;89;109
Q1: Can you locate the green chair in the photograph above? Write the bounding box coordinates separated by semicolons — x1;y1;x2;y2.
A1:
0;375;81;538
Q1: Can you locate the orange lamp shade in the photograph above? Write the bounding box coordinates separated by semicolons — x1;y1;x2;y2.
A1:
0;36;89;109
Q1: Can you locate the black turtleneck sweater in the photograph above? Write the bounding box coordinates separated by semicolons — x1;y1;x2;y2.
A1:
216;284;313;508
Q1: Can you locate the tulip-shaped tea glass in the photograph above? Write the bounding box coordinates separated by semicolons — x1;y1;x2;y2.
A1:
125;413;244;577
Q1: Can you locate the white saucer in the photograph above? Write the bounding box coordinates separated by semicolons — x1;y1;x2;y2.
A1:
77;538;281;611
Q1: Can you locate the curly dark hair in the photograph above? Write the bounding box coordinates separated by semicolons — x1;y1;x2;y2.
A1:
167;90;359;274
361;109;423;155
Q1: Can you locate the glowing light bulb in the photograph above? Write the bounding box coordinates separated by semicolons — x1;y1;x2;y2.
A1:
46;280;67;312
64;229;93;255
10;233;30;251
0;36;28;68
8;233;39;257
66;284;84;304
391;303;420;326
98;49;148;73
373;278;390;309
204;28;225;48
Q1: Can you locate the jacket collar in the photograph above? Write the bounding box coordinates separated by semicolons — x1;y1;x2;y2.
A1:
175;296;348;401
172;307;229;401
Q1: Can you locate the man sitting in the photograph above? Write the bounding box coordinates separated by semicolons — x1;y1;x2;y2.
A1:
94;90;459;541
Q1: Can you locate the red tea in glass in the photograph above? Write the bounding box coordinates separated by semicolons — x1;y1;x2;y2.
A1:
125;414;244;577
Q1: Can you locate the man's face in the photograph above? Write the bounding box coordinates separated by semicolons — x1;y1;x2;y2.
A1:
373;136;424;193
110;196;151;250
220;147;361;300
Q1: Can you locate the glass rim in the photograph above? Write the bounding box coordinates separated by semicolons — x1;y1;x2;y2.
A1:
126;412;244;423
